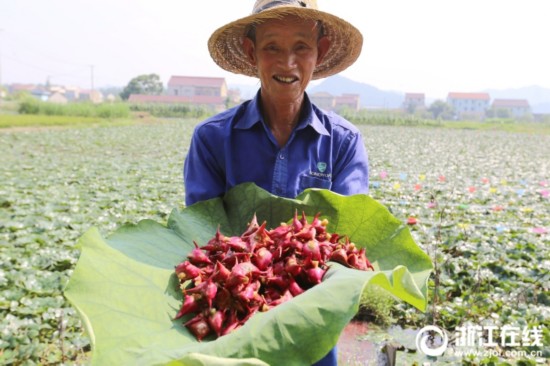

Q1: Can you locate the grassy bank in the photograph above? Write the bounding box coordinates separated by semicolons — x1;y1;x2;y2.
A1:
0;114;136;129
440;120;550;134
18;99;131;119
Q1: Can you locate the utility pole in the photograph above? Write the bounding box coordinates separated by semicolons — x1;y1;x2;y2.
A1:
89;64;95;103
0;28;4;102
90;65;94;91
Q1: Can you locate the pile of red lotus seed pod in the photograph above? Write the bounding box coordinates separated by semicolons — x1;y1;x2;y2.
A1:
174;211;375;341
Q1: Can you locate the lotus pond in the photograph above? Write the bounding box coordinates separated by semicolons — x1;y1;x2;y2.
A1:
0;120;548;365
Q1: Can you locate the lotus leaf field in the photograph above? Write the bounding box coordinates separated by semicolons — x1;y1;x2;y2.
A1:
1;120;549;365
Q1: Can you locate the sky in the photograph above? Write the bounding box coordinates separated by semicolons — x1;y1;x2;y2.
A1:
1;0;549;100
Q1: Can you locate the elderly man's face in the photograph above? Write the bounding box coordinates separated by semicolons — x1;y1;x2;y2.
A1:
243;15;330;103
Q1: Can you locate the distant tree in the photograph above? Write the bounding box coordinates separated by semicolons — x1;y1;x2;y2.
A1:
406;102;417;115
495;108;511;119
428;100;453;120
120;74;163;100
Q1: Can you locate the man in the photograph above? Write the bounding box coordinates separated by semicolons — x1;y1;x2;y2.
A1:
184;1;369;364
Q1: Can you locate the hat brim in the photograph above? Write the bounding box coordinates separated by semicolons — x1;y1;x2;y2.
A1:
208;7;363;80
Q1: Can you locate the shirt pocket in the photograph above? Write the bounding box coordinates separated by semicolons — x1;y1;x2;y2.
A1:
299;174;332;191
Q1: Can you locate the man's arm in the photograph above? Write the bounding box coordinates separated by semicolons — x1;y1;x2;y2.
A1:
183;126;225;206
331;131;369;195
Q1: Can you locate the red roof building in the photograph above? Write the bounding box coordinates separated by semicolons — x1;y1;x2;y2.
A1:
447;92;491;120
310;92;335;111
310;92;360;112
334;93;360;111
167;76;227;99
129;76;229;111
491;99;531;118
403;93;425;111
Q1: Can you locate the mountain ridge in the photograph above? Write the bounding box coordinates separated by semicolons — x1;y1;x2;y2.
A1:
230;75;550;113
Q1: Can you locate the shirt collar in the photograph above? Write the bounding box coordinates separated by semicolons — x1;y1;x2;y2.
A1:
234;90;330;136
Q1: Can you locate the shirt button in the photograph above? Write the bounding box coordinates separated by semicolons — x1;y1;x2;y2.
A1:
279;153;285;160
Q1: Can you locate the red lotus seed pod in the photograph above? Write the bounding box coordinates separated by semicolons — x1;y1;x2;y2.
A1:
292;210;303;231
214;287;232;309
300;211;308;226
252;246;273;271
241;214;259;237
294;225;316;241
184;313;211;341
226;261;260;288
306;261;326;285
302;240;322;261
266;274;287;289
211;261;231;282
268;223;291;239
175;212;377;341
202;226;228;252
284;255;302;277
267;290;294;307
175;260;201;280
174;294;199;320
188;241;212;266
207;308;225;337
329;248;348;266
227;236;248;252
288;278;305;297
311;212;324;231
204;280;218;308
221;310;241;336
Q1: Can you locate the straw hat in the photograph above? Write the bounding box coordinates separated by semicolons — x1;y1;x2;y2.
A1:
208;0;363;80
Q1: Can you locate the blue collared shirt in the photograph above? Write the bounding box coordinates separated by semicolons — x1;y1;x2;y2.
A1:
184;91;369;206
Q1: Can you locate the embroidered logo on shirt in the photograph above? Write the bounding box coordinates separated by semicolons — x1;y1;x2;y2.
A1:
317;162;327;173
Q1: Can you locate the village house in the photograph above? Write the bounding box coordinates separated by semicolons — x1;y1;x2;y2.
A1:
78;89;104;104
7;83;104;104
310;92;335;110
48;92;68;104
129;76;230;112
491;99;531;118
8;83;36;95
334;93;360;112
167;76;227;99
310;92;360;112
402;93;425;111
447;92;491;120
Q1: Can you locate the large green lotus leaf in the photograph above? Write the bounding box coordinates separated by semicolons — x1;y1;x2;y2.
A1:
64;183;433;366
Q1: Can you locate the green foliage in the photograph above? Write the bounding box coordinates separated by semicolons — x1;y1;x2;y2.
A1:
18;97;40;114
16;98;130;119
341;109;440;126
356;285;396;327
120;73;164;100
428;99;454;120
65;183;431;365
129;102;213;119
0;114;107;128
1;122;548;365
